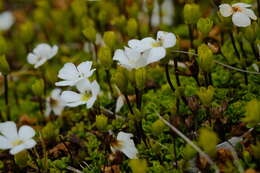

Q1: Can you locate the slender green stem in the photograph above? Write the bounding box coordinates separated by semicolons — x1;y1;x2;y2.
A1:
105;70;113;96
250;43;260;61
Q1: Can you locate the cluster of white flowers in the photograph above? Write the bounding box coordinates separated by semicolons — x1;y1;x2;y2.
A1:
55;61;100;109
113;31;176;70
219;3;257;27
0;121;36;155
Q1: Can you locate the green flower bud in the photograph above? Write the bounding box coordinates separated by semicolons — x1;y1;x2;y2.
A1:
0;36;7;55
151;119;165;136
19;21;34;43
0;55;10;75
0;160;3;169
135;68;146;90
243;23;257;43
95;114;108;131
45;67;58;84
83;26;97;42
112;67;128;93
197;86;214;106
183;143;197;160
139;23;149;38
32;79;44;97
98;46;112;69
243;99;260;126
127;18;138;38
198;44;214;73
14;150;29;168
71;0;87;18
183;3;201;24
42;122;60;140
103;31;116;48
251;142;260;159
198;128;218;157
129;159;148;173
111;15;126;31
197;18;213;36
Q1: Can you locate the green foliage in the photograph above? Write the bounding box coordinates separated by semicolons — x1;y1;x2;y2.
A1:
243;99;260;126
198;128;219;157
129;159;148;173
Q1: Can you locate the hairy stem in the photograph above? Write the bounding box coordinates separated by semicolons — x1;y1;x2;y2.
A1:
165;63;175;92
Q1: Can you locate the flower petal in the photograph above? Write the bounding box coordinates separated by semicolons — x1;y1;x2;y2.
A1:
51;88;62;99
147;47;166;64
76;79;91;93
140;37;156;51
232;3;251;8
18;125;35;141
61;91;81;103
244;9;257;20
219;4;233;17
10;144;26;155
0;136;12;149
77;61;95;78
34;58;47;68
24;139;37;149
116;132;138;159
157;31;176;48
116;95;124;113
57;63;80;81
232;12;251;27
27;53;38;65
0;121;18;140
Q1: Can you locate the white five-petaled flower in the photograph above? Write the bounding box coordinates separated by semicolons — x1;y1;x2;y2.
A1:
0;11;14;31
219;3;257;27
55;61;95;88
0;121;36;155
128;31;176;63
113;47;150;70
45;88;66;117
61;80;100;108
27;43;58;68
111;132;138;159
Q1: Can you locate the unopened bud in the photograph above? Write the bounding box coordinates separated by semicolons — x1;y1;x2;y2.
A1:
103;31;116;48
96;114;108;131
127;18;138;38
135;68;146;90
198;44;214;73
183;3;201;24
83;26;97;42
0;55;10;75
197;86;214;106
151;119;165;136
129;159;148;173
14;150;29;167
32;79;44;97
98;46;112;69
112;67;128;93
197;18;213;37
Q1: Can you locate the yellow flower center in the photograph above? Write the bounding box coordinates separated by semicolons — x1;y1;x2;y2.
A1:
81;92;91;102
111;140;124;149
152;41;161;47
232;6;242;12
50;98;58;107
12;139;24;147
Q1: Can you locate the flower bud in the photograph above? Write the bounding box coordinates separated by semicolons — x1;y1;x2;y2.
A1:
0;55;10;75
129;159;148;173
103;31;116;48
98;46;112;69
111;15;126;32
83;26;97;42
14;150;29;168
112;67;128;93
32;79;44;97
42;122;60;140
196;86;214;106
183;3;201;24
151;119;165;136
19;21;34;43
197;18;213;37
243;99;260;126
96;114;108;131
198;44;214;73
198;128;218;157
243;23;257;43
135;68;146;90
71;0;87;18
127;18;138;38
0;36;7;55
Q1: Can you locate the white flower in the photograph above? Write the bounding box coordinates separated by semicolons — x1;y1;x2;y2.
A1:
151;0;174;27
111;132;138;159
45;88;65;117
55;61;95;88
0;121;36;155
27;43;58;68
116;95;125;113
128;31;176;63
0;11;14;31
61;80;100;108
219;3;257;27
113;47;149;70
